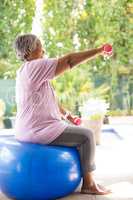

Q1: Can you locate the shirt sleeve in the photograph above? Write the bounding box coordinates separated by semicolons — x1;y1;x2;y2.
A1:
27;58;58;85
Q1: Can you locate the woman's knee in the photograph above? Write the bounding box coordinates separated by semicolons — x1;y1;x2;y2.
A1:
81;128;95;142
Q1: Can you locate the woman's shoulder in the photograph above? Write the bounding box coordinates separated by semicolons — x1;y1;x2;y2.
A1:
27;58;47;65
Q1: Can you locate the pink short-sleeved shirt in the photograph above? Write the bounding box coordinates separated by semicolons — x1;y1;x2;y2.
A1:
15;58;68;144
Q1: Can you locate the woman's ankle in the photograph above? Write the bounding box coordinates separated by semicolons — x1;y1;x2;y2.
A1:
82;172;96;188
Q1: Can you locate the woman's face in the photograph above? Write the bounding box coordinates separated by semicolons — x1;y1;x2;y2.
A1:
37;41;45;58
30;40;45;60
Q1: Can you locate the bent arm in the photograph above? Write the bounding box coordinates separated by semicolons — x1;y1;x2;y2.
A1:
58;104;67;116
55;47;103;76
57;100;71;118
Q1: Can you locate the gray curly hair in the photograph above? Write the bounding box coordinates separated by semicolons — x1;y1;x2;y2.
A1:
14;34;41;61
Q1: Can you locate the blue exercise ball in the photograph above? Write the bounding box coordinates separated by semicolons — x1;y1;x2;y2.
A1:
0;135;81;200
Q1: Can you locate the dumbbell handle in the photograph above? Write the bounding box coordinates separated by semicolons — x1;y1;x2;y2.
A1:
67;115;82;126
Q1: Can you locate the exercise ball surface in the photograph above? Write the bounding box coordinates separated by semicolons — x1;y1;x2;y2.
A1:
0;135;81;200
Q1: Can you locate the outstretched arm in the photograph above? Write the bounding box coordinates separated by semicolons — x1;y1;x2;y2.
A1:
55;46;103;76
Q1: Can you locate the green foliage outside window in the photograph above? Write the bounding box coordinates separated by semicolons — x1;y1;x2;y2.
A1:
0;0;133;115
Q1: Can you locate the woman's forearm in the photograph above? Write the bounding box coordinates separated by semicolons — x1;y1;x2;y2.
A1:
59;105;66;116
68;47;103;68
58;104;71;120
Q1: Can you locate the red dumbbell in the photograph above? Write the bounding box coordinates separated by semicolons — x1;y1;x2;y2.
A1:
67;114;82;126
102;44;113;59
72;117;82;125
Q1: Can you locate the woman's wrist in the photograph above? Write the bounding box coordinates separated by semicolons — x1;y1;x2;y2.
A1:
97;46;104;55
64;111;71;120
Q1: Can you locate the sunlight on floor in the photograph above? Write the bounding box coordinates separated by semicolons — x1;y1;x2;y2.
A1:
95;125;133;179
107;182;133;199
94;124;133;200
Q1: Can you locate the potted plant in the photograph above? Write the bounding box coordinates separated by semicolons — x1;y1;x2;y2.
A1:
80;98;109;145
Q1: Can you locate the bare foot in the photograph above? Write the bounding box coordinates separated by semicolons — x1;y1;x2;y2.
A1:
81;183;111;195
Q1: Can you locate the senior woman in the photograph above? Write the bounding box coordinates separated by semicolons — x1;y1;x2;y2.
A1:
14;34;111;195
